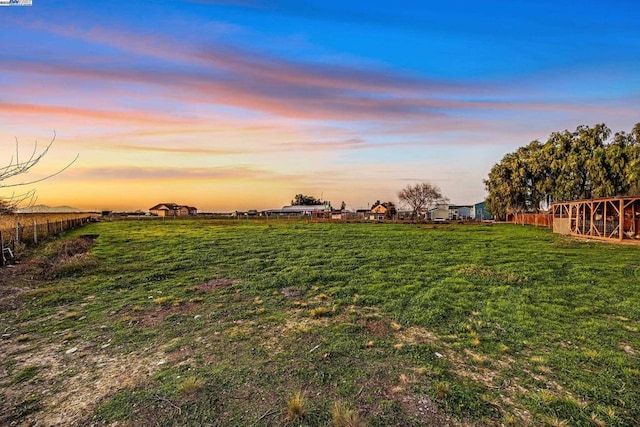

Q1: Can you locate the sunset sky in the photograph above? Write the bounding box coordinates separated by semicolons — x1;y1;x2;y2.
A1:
1;1;639;212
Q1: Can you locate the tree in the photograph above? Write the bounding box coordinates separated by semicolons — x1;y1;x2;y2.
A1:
291;194;323;206
397;182;447;218
340;201;346;210
1;131;77;213
383;201;397;219
484;123;640;219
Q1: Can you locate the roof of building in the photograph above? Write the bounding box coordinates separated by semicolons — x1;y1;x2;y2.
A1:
149;203;196;211
280;205;330;212
149;203;178;210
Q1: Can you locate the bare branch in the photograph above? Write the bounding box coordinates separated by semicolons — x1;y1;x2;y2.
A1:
398;181;447;218
0;131;77;213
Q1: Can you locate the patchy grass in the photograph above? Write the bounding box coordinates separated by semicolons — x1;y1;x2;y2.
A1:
1;220;639;426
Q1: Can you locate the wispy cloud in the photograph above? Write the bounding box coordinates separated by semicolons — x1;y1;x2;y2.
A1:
111;144;245;155
0;101;189;125
59;166;303;182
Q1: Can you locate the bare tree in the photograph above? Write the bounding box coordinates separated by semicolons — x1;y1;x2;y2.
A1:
398;181;447;219
0;131;78;213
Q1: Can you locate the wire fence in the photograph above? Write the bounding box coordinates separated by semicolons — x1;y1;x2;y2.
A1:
1;213;95;266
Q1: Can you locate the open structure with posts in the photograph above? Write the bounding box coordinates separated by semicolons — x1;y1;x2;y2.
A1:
551;196;640;243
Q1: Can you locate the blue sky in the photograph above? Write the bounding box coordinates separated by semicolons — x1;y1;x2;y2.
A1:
0;0;639;210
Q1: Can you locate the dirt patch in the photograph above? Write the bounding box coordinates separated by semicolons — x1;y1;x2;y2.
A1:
136;302;200;327
0;340;168;427
394;326;439;345
195;278;239;293
398;394;459;426
281;287;304;298
0;258;46;314
619;342;637;355
364;320;390;337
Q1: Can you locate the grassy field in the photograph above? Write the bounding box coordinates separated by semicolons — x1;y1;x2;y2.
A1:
1;220;639;426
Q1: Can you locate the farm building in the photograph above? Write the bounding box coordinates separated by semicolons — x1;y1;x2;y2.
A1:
551;196;640;243
263;204;330;217
355;209;371;219
149;203;197;217
429;204;450;221
472;201;493;220
449;205;473;220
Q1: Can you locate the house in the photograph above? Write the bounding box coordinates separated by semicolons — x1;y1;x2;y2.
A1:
429;204;450;221
369;201;396;220
149;203;197;217
471;201;493;220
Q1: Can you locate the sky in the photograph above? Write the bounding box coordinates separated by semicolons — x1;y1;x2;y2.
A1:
1;0;639;212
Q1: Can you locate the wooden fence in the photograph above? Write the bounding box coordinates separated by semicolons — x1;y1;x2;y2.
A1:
507;212;553;227
1;213;95;266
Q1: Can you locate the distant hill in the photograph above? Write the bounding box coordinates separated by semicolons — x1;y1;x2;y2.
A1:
15;205;83;213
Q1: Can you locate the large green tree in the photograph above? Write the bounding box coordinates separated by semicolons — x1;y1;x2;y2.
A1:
484;123;640;219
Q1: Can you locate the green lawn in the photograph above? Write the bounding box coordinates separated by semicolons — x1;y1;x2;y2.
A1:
1;220;639;426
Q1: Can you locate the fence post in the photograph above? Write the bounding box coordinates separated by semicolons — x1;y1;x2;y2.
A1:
0;230;4;267
33;220;38;244
16;222;20;244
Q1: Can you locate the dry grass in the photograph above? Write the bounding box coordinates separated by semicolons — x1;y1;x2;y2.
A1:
178;376;204;397
332;401;362;427
309;307;329;318
287;391;306;421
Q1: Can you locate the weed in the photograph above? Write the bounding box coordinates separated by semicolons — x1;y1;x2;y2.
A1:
583;349;599;360
153;296;176;306
62;311;80;319
470;353;486;365
13;365;38;384
309;307;329;318
541;415;569;427
287;391;305;421
332;400;362;427
434;381;450;400
16;334;30;342
590;413;606;427
178;376;204;397
390;321;402;331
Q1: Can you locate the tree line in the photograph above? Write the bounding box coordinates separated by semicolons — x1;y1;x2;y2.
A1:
484;123;640;219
